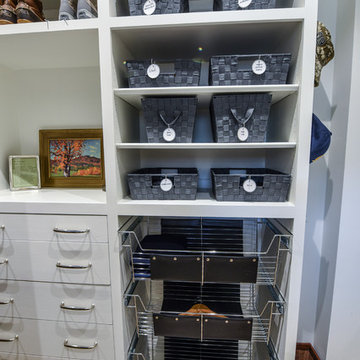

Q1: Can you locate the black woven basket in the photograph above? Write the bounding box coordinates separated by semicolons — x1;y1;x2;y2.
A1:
214;0;276;11
126;60;201;88
128;168;198;200
128;0;189;16
211;168;291;202
210;93;272;143
142;97;198;143
210;54;291;86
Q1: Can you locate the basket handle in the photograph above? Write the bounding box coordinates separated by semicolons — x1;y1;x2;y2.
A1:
159;110;182;128
230;108;254;127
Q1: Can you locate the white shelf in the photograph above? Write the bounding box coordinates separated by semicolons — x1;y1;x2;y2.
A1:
0;189;107;215
116;142;297;149
117;193;295;218
110;8;305;30
114;85;299;109
0;21;99;70
0;18;98;36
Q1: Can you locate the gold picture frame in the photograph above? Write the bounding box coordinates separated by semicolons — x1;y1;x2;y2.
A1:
39;129;105;188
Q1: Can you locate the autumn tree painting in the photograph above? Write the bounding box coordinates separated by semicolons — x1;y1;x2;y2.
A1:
49;139;102;178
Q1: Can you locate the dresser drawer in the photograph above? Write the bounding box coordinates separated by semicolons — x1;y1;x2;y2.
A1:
0;214;108;243
0;354;70;360
0;240;110;285
0;318;114;359
0;281;112;324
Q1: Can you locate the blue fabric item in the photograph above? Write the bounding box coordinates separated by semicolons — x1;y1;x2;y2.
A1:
310;113;332;163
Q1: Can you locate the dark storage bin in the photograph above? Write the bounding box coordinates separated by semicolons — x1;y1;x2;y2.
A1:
211;93;272;143
214;0;276;11
128;0;189;16
150;254;258;283
142;97;198;143
154;314;253;341
128;168;198;200
126;60;201;88
210;53;291;86
211;168;291;202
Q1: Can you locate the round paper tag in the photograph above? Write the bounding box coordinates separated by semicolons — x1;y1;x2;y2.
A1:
143;0;156;15
147;63;160;79
252;59;267;75
243;179;257;193
237;127;249;142
160;178;173;192
163;128;176;142
238;0;252;8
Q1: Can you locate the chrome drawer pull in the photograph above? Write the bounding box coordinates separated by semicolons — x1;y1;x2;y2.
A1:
54;227;90;234
0;225;4;230
64;339;98;349
56;261;92;269
0;334;18;342
0;298;14;305
0;259;8;265
60;302;95;311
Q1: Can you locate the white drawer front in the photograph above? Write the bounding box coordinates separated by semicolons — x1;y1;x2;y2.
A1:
0;214;108;243
0;354;70;360
0;240;110;285
0;281;112;325
0;318;114;360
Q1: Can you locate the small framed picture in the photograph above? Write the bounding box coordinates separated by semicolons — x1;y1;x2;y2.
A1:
39;129;105;188
9;155;41;191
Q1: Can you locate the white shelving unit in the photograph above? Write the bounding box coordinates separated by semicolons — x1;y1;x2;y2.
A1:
0;0;317;359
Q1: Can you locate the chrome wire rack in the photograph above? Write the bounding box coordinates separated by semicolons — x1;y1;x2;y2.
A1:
119;217;292;287
124;280;285;345
128;332;280;360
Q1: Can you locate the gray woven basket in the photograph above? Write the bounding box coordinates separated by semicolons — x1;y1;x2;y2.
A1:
126;60;201;88
214;0;276;11
211;93;272;143
210;54;291;86
211;168;291;202
142;97;198;143
128;0;189;16
128;168;198;200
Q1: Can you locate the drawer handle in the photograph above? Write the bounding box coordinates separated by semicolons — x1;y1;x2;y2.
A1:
0;298;14;305
56;262;92;269
0;334;18;342
54;227;90;234
64;339;98;349
0;225;4;230
60;302;95;311
0;259;8;265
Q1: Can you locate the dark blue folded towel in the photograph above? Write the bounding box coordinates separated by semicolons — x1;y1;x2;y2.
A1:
310;113;332;163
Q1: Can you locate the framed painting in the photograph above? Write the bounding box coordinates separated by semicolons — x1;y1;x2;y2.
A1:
39;129;105;188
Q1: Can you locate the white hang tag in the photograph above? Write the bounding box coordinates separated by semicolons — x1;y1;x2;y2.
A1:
252;59;267;75
147;63;160;79
237;127;249;141
243;179;257;193
163;128;176;142
238;0;252;8
160;178;173;192
143;0;156;15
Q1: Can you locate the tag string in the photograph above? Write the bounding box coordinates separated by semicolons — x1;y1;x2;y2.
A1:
230;108;255;128
159;110;182;128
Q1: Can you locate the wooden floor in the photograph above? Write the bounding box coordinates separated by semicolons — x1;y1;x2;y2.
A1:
296;343;321;360
296;349;314;360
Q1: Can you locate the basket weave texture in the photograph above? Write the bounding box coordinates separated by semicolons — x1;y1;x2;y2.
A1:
210;54;291;86
211;168;291;202
127;60;201;88
128;168;198;200
214;0;276;11
128;0;189;16
142;97;198;143
211;93;272;143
